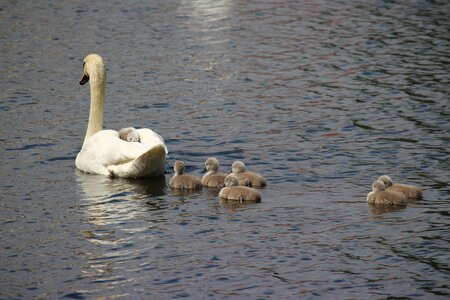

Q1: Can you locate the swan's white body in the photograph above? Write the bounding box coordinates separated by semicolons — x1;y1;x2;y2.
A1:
75;54;167;178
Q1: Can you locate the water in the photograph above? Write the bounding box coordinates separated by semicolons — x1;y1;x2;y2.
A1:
1;0;449;298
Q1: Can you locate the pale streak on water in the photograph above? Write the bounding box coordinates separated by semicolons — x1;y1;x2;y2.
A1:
1;0;449;299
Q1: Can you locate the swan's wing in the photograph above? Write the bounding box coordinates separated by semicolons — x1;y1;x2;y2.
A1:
83;130;148;166
107;144;167;178
77;129;167;176
137;128;168;154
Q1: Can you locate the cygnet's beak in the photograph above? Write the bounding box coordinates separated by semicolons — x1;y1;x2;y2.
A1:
201;167;207;174
79;74;89;85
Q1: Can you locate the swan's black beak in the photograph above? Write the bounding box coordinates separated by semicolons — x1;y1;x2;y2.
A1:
201;167;207;174
79;74;89;85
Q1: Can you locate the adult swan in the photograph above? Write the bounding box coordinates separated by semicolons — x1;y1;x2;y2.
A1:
75;54;168;178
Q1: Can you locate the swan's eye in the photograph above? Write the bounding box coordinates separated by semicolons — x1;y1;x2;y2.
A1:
82;61;86;69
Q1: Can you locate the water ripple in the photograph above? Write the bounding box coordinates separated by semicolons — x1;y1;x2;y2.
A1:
1;0;449;299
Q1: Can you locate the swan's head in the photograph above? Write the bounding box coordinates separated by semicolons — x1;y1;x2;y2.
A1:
224;174;239;187
231;161;246;174
174;160;185;175
80;54;106;85
372;180;385;192
378;175;393;188
205;157;220;172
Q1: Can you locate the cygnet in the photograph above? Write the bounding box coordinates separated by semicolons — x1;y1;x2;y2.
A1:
202;157;227;188
169;160;202;190
367;180;407;205
230;160;267;187
378;175;422;200
118;127;140;142
219;174;261;203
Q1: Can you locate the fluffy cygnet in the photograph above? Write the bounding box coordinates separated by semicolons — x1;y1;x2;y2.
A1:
202;157;227;188
118;127;140;142
378;175;423;200
230;160;267;187
367;180;407;205
219;174;262;203
169;160;202;190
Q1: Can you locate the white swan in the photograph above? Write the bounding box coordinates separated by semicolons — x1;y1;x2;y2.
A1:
75;54;168;178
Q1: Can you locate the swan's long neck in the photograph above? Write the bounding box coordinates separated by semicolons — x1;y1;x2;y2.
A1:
84;71;105;145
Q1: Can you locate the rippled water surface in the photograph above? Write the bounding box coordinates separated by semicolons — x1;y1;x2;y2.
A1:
1;0;449;298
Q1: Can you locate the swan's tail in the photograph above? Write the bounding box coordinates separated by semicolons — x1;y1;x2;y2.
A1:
107;144;167;178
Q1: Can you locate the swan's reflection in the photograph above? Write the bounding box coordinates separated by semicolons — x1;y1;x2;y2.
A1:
76;171;167;226
75;172;169;290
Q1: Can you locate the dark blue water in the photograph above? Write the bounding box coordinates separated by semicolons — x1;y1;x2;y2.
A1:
1;0;449;298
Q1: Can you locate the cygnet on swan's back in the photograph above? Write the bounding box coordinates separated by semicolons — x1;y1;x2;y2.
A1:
202;157;227;188
169;160;202;190
367;180;407;205
230;160;266;187
378;175;423;200
118;127;140;142
219;174;261;203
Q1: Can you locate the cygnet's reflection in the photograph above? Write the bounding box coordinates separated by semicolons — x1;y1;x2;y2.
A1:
367;195;420;215
368;203;407;215
218;198;261;209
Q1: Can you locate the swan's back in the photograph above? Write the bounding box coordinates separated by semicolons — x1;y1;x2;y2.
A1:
136;128;168;154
